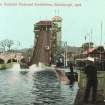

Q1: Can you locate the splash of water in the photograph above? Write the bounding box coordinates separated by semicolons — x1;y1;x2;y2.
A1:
11;63;21;71
29;64;39;72
29;63;45;72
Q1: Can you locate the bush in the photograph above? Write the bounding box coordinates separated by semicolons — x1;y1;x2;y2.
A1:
0;64;6;70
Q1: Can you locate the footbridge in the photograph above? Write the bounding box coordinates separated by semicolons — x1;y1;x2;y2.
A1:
0;53;24;64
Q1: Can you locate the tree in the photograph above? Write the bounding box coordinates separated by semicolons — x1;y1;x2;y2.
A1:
0;39;14;52
22;48;33;63
6;39;14;51
0;39;7;52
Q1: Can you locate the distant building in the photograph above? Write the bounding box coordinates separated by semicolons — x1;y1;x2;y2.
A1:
80;46;105;59
52;16;62;47
76;46;105;71
66;46;82;61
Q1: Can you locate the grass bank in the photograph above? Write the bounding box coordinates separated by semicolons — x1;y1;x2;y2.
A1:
0;63;13;70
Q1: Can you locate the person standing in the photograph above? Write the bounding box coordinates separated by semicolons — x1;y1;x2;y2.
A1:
66;63;78;87
84;57;98;104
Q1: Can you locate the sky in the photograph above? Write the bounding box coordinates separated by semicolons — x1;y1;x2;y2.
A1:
0;0;105;49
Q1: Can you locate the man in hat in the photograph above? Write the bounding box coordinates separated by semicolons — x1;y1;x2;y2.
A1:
83;57;98;104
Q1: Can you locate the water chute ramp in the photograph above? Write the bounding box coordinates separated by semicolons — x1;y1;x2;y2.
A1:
30;21;52;65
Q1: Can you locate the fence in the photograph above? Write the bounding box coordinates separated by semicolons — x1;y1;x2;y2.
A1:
79;71;105;96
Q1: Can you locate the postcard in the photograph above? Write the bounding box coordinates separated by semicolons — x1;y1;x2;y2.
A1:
0;0;105;105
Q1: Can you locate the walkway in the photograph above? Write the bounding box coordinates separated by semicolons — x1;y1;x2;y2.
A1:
74;89;105;105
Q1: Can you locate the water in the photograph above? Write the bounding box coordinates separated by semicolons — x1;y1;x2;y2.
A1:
0;64;78;105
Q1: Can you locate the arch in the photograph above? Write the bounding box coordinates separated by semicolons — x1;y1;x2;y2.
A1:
7;59;17;63
0;58;5;64
20;58;26;63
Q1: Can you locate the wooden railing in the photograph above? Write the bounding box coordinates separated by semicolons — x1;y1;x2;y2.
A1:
78;71;105;96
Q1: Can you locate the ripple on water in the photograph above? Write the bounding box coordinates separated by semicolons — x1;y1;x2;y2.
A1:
0;69;78;105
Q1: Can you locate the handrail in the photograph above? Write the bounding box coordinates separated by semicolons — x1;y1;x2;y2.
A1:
79;71;105;95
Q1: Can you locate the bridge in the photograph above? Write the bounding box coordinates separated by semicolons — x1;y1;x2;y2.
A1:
0;53;24;64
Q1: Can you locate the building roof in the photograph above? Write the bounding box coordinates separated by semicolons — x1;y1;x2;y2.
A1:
36;21;52;26
82;46;105;55
52;16;62;21
82;48;95;54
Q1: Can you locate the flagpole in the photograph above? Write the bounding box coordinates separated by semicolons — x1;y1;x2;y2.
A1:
100;21;103;61
100;22;102;46
91;29;93;45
